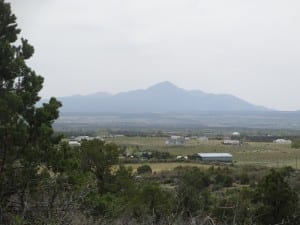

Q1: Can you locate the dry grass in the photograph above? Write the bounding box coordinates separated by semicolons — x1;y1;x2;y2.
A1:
124;162;212;173
108;136;300;169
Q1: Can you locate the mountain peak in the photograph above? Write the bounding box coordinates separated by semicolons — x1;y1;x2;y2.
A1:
57;81;268;113
147;81;180;91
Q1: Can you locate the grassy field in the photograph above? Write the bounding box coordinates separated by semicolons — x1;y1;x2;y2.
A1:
107;136;300;170
124;162;213;173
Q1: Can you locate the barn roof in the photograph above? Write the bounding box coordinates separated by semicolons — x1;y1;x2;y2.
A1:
197;153;232;157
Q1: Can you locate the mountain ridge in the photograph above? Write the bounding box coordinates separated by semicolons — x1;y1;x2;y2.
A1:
55;81;269;113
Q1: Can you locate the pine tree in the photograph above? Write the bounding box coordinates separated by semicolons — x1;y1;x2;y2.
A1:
0;0;61;222
253;169;298;225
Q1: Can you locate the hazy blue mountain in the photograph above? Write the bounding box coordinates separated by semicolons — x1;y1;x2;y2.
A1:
56;81;268;113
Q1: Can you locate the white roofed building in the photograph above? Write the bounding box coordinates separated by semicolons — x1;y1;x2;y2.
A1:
197;153;233;162
273;139;292;144
232;132;240;136
223;140;240;145
68;140;81;147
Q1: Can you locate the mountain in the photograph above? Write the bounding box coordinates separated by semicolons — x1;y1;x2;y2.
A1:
56;81;268;113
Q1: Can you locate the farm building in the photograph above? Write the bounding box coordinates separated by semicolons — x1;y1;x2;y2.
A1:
273;139;292;144
223;140;240;145
165;136;187;145
68;140;81;147
74;136;91;141
232;132;240;137
196;153;233;162
74;136;102;142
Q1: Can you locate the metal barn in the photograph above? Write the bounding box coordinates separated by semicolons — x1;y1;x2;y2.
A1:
197;153;233;162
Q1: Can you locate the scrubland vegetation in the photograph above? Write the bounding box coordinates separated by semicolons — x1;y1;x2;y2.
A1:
3;137;300;225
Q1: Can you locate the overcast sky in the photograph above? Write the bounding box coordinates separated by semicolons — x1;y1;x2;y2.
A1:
8;0;300;110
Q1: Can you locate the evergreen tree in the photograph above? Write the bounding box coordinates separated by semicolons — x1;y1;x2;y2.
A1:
253;169;298;225
0;0;61;222
80;139;119;194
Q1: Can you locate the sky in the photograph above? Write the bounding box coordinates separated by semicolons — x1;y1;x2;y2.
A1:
8;0;300;110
